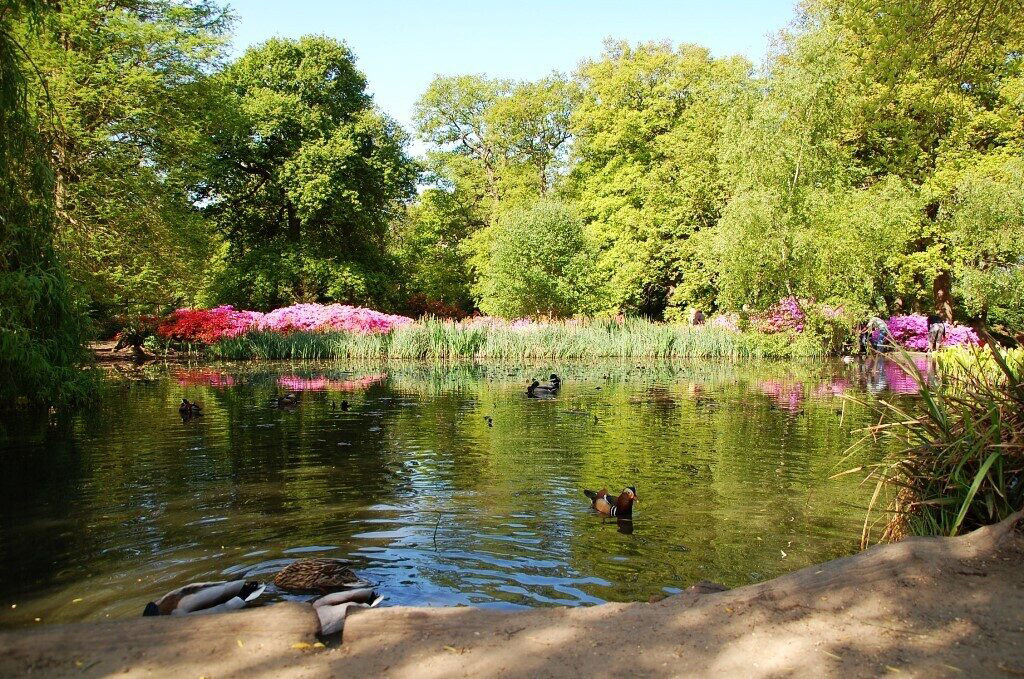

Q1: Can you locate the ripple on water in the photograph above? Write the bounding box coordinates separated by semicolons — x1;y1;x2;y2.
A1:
0;359;914;628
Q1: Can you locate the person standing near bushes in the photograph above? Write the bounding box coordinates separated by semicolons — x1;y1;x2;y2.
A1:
927;314;946;352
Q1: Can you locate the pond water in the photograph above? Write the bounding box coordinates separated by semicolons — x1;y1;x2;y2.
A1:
0;357;926;629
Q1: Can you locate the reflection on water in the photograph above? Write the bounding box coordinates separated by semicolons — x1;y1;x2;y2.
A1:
0;358;922;629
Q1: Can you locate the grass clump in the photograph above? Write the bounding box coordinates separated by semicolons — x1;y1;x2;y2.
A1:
846;345;1023;544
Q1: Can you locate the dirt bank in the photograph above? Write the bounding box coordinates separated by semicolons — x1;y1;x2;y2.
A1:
1;513;1021;678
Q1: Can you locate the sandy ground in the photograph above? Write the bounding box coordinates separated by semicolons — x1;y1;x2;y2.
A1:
1;513;1021;678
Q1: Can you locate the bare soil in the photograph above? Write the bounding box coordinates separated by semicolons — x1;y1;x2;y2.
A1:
1;513;1021;678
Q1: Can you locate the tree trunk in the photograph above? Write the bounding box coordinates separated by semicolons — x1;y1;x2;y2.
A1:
286;201;300;243
933;271;953;322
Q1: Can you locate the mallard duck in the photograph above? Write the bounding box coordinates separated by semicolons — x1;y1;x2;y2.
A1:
273;558;371;593
312;588;383;635
583;486;637;518
526;374;561;397
178;398;203;415
142;580;265;616
272;392;299;408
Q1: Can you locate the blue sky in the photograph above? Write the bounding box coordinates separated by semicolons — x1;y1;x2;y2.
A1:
226;0;797;134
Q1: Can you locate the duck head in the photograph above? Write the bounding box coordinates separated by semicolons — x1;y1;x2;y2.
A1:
616;486;638;515
549;374;561;386
143;601;160;616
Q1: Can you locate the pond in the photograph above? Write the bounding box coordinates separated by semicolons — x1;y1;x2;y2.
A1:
0;357;926;629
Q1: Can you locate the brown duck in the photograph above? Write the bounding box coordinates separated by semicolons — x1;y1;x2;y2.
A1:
273;558;371;593
583;486;637;518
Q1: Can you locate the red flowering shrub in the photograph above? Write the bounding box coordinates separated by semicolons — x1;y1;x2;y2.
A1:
157;306;262;344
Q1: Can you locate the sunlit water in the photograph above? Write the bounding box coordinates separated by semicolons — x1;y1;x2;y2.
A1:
0;357;926;629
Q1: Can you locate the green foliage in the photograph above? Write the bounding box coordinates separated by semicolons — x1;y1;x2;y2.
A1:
0;0;92;405
388;187;478;314
203;35;418;309
469;200;603;318
852;347;1024;542
20;0;232;318
569;41;753;317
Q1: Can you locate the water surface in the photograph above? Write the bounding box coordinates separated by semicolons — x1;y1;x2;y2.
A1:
0;357;919;628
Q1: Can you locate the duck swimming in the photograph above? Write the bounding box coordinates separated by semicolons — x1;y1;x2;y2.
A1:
526;374;562;397
272;392;299;408
583;486;637;518
142;580;265;616
178;398;203;416
273;558;371;593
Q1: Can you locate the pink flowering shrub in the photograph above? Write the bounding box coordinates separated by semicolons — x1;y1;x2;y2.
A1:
754;297;806;333
258;304;412;334
158;304;412;343
710;313;740;333
886;315;980;350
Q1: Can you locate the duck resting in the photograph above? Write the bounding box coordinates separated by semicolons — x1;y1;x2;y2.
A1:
526;373;562;397
142;579;265;616
583;486;637;518
312;588;383;635
274;558;371;593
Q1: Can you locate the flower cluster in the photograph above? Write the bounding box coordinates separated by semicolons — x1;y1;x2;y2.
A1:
754;297;806;334
710;313;740;333
885;315;980;350
157;306;263;344
157;304;412;343
258;304;412;335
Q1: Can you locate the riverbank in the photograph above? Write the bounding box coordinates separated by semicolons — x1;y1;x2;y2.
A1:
1;513;1020;678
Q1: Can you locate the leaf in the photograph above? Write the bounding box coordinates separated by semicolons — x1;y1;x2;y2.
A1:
951;452;1000;536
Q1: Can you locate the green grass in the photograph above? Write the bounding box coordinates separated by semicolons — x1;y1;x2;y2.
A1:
844;346;1024;544
203;317;825;360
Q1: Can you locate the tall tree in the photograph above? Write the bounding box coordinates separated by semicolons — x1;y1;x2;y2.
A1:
569;41;752;317
202;35;418;309
21;0;232;318
1;0;91;404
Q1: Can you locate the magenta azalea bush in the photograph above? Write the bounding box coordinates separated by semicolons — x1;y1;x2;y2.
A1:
258;304;412;334
886;315;980;350
158;304;412;343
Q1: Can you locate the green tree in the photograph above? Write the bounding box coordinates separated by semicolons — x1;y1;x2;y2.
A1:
21;0;232;319
568;41;752;317
1;0;91;404
470;200;603;318
201;35;419;309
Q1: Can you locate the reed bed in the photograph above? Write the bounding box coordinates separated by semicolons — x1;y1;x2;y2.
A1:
204;317;823;361
843;344;1023;544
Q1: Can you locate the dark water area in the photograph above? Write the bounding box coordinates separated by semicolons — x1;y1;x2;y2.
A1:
0;357;927;629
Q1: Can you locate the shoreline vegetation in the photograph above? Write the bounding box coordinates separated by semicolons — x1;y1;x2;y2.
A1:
201;320;822;361
138;301;984;362
848;344;1024;544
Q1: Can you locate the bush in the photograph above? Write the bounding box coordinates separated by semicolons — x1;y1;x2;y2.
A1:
849;346;1024;544
471;200;604;318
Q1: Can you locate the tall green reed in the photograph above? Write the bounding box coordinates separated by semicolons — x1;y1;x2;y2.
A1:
204;318;825;361
842;344;1023;545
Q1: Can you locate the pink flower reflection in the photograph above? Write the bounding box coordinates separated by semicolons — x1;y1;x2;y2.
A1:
174;370;236;388
276;373;387;392
759;380;806;412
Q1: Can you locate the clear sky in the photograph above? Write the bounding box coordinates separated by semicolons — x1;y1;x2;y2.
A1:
226;0;797;135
